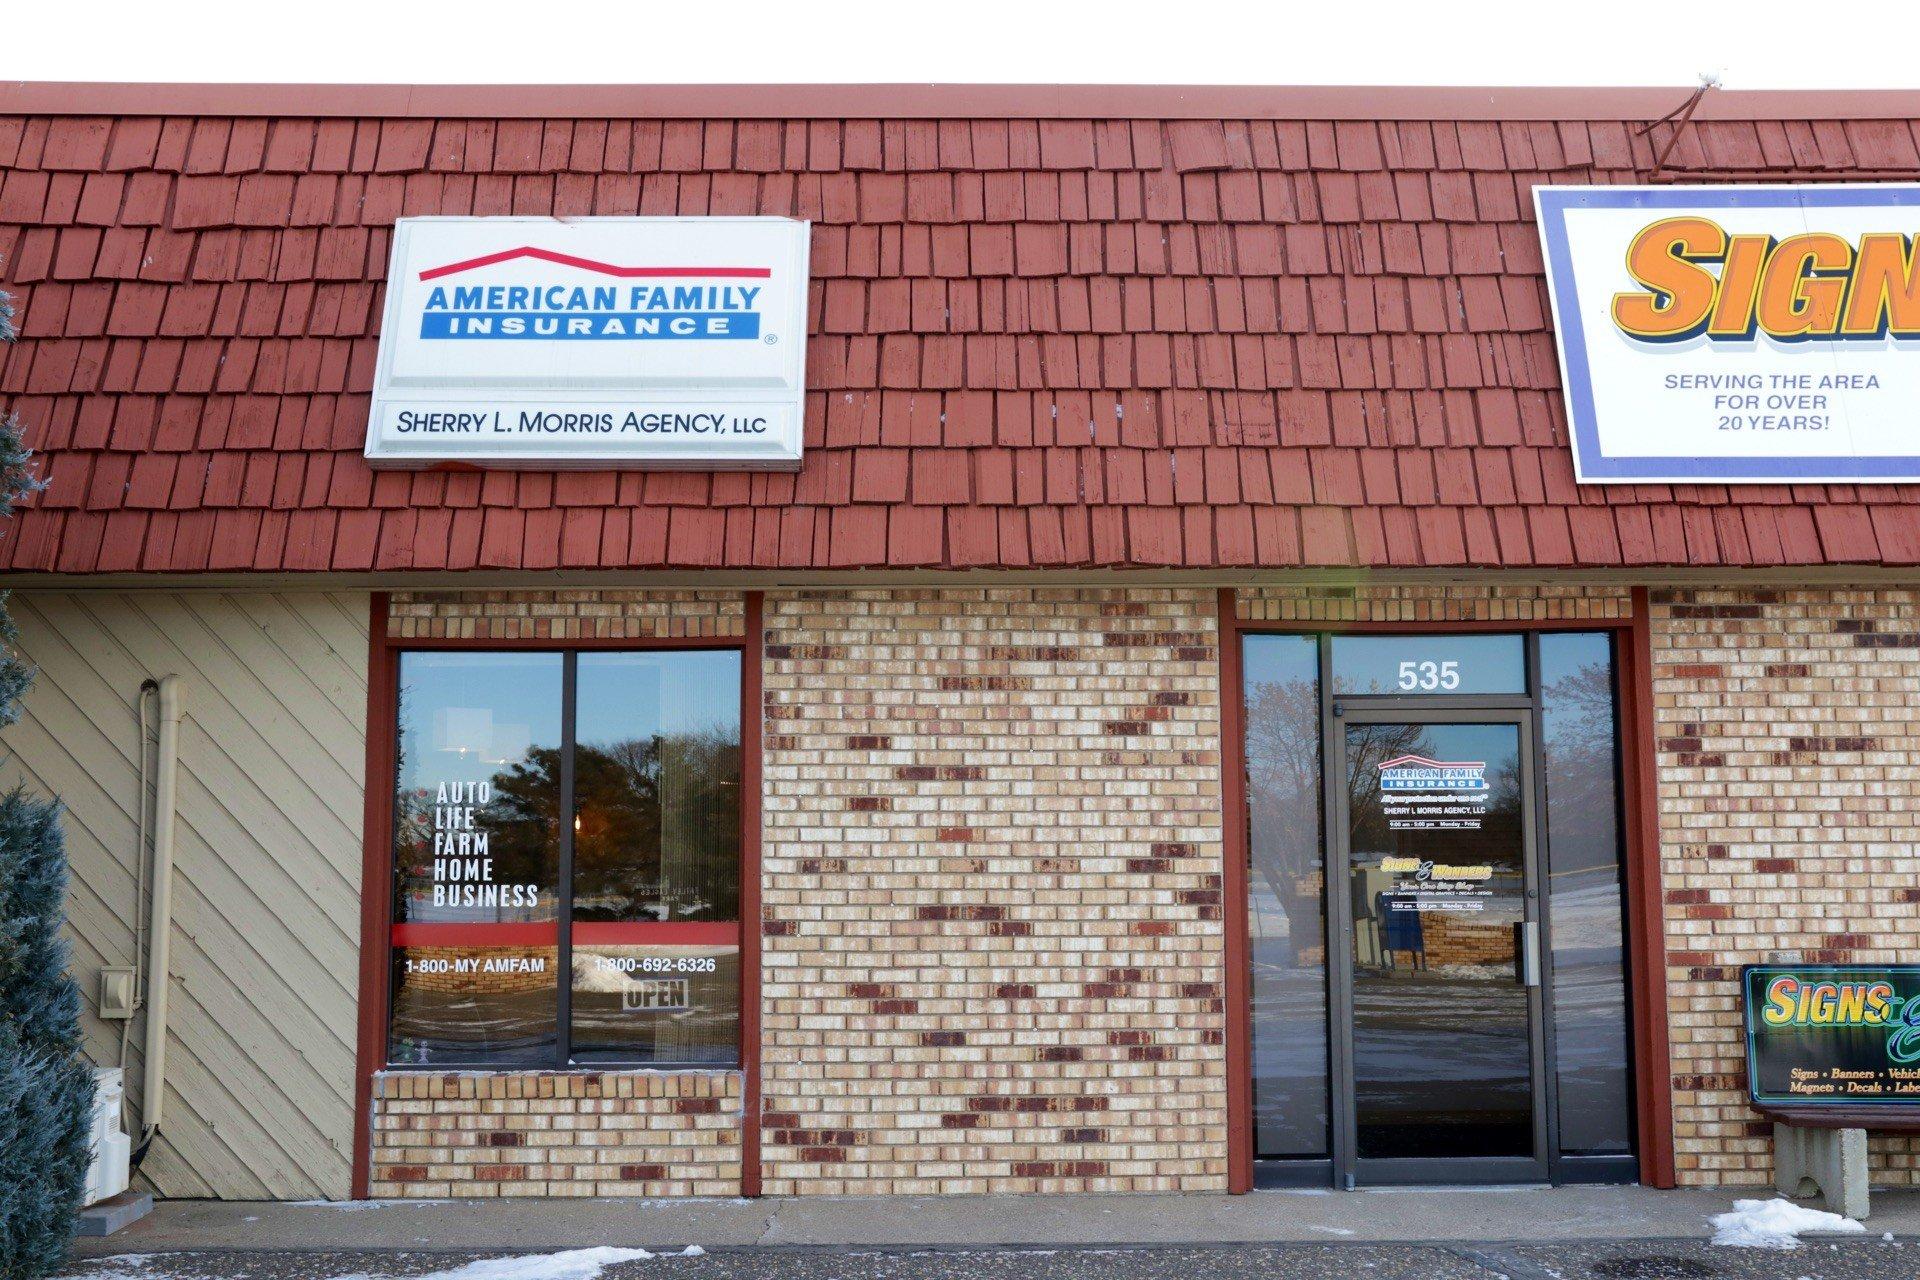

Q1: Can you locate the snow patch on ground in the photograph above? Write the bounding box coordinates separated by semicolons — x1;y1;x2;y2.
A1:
334;1247;659;1280
73;1244;709;1280
332;1246;714;1280
1709;1197;1867;1250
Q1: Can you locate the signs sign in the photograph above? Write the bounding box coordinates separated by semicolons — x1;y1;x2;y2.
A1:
1535;185;1920;483
1743;965;1920;1108
1378;855;1495;913
366;217;810;469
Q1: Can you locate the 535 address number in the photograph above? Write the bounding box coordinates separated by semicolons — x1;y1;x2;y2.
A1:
1397;660;1461;691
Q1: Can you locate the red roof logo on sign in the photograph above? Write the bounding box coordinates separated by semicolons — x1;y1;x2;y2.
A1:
417;246;775;282
1377;755;1482;771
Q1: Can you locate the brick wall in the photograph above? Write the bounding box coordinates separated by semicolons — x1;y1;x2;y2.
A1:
760;587;1227;1194
369;1070;741;1198
1238;582;1632;622
388;589;746;640
1653;587;1920;1187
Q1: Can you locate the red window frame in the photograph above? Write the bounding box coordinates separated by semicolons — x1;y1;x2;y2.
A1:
352;592;765;1196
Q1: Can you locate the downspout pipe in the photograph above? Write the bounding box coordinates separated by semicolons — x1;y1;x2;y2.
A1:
138;674;184;1152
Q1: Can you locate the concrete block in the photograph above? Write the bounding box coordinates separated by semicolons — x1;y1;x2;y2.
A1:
75;1190;152;1237
1774;1123;1869;1220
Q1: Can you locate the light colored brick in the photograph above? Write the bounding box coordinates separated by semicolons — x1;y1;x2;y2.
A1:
1653;587;1920;1187
760;587;1227;1195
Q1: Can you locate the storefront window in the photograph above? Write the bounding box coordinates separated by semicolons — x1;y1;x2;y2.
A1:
1539;632;1632;1156
571;652;742;1065
387;648;742;1068
1243;633;1329;1159
389;652;563;1066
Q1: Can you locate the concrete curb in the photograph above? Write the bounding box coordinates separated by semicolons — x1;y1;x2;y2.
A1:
66;1186;1920;1257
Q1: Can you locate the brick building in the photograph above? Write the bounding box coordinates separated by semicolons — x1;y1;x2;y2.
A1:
0;81;1917;1202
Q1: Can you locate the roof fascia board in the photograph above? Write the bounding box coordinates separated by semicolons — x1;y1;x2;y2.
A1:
7;82;1920;121
2;566;1916;593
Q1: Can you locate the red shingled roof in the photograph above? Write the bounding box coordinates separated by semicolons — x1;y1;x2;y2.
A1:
3;84;1919;575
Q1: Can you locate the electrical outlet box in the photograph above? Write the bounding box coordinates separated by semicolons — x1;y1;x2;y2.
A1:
98;967;136;1020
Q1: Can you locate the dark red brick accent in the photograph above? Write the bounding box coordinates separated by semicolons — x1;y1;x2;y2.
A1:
800;1147;850;1163
916;904;1007;922
473;1164;528;1181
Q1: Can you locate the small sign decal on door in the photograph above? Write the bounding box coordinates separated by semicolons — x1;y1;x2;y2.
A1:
1377;755;1490;831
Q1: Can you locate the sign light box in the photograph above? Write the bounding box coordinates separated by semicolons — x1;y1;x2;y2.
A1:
1536;185;1920;483
366;217;810;469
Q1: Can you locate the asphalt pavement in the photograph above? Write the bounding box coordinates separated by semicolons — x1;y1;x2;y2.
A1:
53;1239;1920;1280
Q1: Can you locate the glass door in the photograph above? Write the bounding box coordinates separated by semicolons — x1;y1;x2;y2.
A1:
1244;630;1638;1189
1332;711;1547;1184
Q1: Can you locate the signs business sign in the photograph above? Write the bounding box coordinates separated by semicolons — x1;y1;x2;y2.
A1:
1742;964;1920;1109
366;217;810;469
1535;185;1920;483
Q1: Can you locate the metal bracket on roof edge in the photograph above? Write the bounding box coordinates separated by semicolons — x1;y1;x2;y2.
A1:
1639;75;1720;181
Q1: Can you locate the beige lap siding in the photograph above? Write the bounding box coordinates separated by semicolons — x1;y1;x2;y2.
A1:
760;588;1227;1195
1653;587;1920;1188
371;589;750;1198
3;591;367;1200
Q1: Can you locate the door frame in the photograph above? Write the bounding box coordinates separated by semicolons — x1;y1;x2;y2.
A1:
1217;591;1672;1193
1329;704;1548;1187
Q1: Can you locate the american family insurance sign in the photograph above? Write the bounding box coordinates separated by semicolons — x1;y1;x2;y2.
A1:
366;217;811;468
1536;185;1920;483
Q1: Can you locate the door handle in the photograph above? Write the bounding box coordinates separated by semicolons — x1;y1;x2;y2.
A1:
1520;920;1540;988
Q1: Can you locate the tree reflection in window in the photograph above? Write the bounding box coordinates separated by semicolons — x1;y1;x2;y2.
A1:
1244;635;1331;1159
1540;633;1632;1157
572;727;741;923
